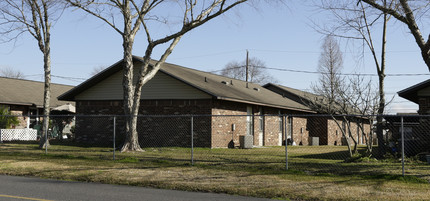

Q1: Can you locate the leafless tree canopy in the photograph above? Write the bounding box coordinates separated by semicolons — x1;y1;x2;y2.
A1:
0;67;25;79
220;57;278;85
314;0;394;156
308;35;379;156
0;0;66;149
66;0;250;151
312;35;344;110
308;35;372;157
90;65;107;76
0;0;65;43
361;0;430;71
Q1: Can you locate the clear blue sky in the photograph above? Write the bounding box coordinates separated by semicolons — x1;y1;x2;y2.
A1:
0;1;428;114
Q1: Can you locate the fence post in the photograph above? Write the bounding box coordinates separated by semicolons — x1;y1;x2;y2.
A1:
285;115;288;170
113;116;116;160
401;116;405;177
191;116;194;166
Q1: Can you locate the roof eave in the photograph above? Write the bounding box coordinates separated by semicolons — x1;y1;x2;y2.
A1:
216;96;316;113
0;101;34;107
397;79;430;104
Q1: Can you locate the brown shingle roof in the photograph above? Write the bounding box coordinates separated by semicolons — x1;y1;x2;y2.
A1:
263;83;359;115
263;83;317;103
59;56;314;113
159;61;314;112
0;77;74;108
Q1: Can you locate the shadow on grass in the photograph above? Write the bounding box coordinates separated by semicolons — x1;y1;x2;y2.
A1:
293;146;368;160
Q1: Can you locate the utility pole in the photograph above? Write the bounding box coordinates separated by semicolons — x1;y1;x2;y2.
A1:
246;50;249;86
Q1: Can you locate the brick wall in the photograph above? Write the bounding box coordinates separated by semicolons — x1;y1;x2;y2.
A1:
418;97;430;114
264;115;282;146
9;105;28;129
75;100;212;147
291;117;309;145
211;100;249;148
260;107;282;146
74;99;338;148
210;101;312;147
327;118;345;146
325;118;371;146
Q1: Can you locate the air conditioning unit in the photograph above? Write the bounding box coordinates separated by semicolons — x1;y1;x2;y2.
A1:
311;137;319;146
239;135;253;149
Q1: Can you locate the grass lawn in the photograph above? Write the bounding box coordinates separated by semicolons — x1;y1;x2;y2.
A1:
0;142;429;201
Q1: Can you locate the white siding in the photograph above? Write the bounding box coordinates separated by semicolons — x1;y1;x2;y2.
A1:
75;69;211;100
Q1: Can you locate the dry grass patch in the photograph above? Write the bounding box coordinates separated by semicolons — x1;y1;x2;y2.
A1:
1;143;429;200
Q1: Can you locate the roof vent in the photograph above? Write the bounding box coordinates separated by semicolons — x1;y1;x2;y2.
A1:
253;87;260;91
221;81;229;85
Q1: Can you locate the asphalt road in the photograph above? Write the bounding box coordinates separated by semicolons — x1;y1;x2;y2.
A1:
0;175;276;201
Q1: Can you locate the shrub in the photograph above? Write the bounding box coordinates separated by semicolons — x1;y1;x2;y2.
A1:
0;106;19;129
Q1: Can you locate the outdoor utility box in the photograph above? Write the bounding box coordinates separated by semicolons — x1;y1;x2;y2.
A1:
311;137;319;146
240;135;253;149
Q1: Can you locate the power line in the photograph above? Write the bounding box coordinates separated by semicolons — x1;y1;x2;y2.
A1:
22;74;87;82
248;48;420;54
167;49;422;60
211;65;430;77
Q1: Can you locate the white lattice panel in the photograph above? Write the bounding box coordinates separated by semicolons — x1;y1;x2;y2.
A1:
0;129;37;141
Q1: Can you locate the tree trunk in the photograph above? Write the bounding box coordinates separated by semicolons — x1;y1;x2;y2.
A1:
375;9;388;158
121;112;142;152
345;118;358;155
120;3;142;152
39;49;51;149
357;118;373;156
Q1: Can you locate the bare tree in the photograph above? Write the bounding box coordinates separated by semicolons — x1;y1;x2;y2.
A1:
314;0;393;157
67;0;250;152
0;67;25;79
361;0;430;71
0;0;65;148
90;65;107;76
308;35;380;157
220;57;278;85
312;35;344;114
309;35;356;156
339;75;379;156
309;74;379;157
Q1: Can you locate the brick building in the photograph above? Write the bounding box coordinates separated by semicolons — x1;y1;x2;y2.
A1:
59;56;368;148
0;77;74;129
393;79;430;155
264;83;371;146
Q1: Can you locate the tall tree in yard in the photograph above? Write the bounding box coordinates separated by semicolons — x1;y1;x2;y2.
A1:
315;0;393;156
310;36;379;157
0;0;65;148
67;0;250;152
312;35;344;115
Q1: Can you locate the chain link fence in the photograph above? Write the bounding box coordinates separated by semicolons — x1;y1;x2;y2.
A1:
0;114;429;181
